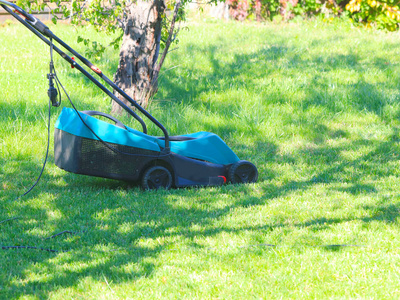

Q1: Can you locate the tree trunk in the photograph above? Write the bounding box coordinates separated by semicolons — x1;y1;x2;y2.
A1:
112;0;165;114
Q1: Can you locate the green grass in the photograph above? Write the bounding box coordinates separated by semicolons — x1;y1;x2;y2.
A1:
2;16;400;299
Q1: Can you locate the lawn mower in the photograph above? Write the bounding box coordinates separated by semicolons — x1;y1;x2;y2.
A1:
0;0;258;190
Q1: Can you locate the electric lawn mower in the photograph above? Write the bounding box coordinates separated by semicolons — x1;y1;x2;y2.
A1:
0;0;258;190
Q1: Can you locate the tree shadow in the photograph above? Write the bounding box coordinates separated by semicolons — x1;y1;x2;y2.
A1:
3;23;400;298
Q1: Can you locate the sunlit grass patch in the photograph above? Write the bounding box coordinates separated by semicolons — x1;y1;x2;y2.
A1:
1;16;400;299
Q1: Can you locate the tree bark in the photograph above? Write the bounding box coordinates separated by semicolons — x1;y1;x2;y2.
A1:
112;0;165;114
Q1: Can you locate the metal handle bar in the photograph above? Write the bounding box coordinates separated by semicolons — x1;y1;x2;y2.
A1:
2;3;149;135
0;2;171;150
0;0;32;20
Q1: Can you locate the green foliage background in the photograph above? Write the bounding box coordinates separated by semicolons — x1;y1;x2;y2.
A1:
16;0;191;58
229;0;400;31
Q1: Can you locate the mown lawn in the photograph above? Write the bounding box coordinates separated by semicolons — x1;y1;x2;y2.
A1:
1;15;400;299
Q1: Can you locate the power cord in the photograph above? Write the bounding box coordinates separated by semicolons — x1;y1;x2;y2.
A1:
15;38;60;200
15;98;52;200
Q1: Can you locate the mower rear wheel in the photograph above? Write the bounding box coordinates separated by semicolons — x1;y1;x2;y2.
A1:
228;160;258;184
141;166;172;190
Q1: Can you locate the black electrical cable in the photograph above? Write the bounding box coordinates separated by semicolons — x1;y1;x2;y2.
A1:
1;245;66;253
50;37;62;107
16;99;52;200
15;40;57;200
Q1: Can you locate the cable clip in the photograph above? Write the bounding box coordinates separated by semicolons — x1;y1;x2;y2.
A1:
71;57;75;69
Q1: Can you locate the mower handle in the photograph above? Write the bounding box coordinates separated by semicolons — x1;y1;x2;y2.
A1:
81;111;127;130
0;0;31;19
0;0;53;36
1;1;170;150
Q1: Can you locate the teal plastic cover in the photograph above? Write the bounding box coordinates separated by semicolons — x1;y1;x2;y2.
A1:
155;132;239;165
55;107;240;165
54;107;161;152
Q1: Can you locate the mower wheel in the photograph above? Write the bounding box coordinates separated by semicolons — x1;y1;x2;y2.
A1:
141;166;172;190
228;160;258;184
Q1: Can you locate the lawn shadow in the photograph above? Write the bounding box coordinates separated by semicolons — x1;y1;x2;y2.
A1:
3;24;400;297
0;172;271;298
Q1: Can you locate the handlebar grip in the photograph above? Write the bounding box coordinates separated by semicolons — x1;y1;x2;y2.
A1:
81;110;127;130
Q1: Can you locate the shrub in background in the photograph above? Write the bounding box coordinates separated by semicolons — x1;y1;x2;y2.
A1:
258;0;281;20
226;0;250;20
345;0;400;30
293;0;341;17
226;0;342;21
225;0;400;31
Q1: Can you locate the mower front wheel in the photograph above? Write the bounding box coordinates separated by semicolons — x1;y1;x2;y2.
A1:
141;166;173;190
229;160;258;184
